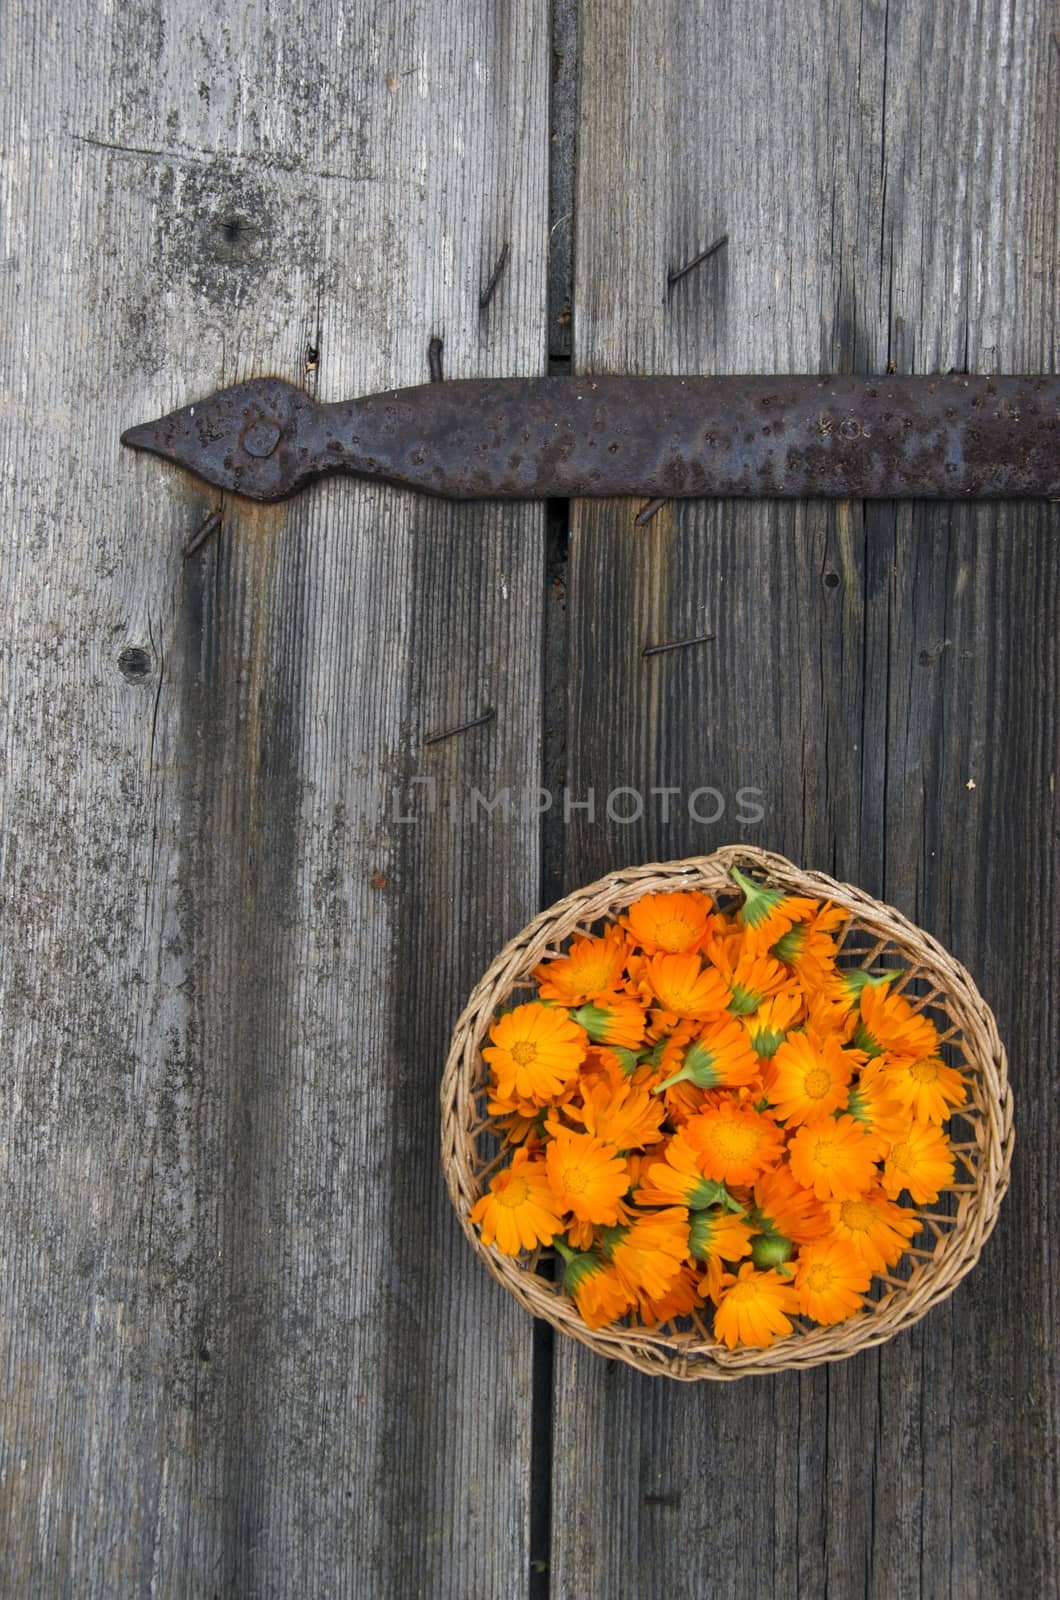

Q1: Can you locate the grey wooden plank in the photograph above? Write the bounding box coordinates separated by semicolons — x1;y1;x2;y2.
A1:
0;0;549;1593
550;2;1057;1597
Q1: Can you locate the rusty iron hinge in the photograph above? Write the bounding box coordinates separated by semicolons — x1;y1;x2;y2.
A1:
122;372;1059;506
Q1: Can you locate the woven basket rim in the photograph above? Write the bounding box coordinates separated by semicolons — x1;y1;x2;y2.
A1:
440;845;1013;1380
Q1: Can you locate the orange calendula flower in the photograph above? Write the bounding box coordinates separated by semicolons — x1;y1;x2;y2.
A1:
469;1149;564;1255
825;1189;923;1273
692;1210;757;1302
546;1127;630;1224
688;1207;755;1270
795;1238;872;1324
556;1242;635;1329
770;901;848;989
652;1013;760;1095
745;990;804;1059
642;953;730;1019
787;1114;878;1201
684;1101;786;1186
713;1263;800;1349
636;1263;704;1327
566;1064;666;1150
855;983;939;1061
636;1130;742;1210
484;1001;587;1106
533;926;630;1005
730;867;821;956
765;1030;856;1125
803;985;860;1039
706;930;790;1016
753;1164;831;1243
881;1120;955;1205
623;890;715;955
864;1053;966;1125
608;1207;690;1302
844;1073;913;1155
569;995;648;1049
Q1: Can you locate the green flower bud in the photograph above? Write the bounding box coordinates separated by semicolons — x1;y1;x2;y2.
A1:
750;1231;794;1270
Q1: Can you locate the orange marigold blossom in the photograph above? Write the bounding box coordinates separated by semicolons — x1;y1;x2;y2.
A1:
713;1263;800;1349
690;1208;756;1302
487;1064;582;1121
636;1263;704;1327
622;890;715;954
636;1130;743;1211
771;899;847;966
484;1001;588;1105
881;1119;955;1205
607;1207;690;1301
569;994;648;1049
533;925;630;1004
844;1074;913;1156
545;1127;631;1224
825;1189;923;1273
764;1030;857;1125
707;935;791;1016
469;1149;564;1255
641;952;730;1018
683;1101;786;1186
554;1242;635;1329
730;867;821;956
745;990;804;1059
593;1044;644;1078
795;1238;872;1324
787;1114;878;1201
652;1012;760;1094
753;1164;831;1243
803;985;860;1041
863;1052;966;1125
856;983;939;1060
565;1063;666;1150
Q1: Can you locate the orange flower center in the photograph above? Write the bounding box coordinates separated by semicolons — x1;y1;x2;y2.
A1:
657;917;694;950
888;1141;913;1170
710;1122;761;1160
804;1262;836;1291
909;1058;939;1083
496;1175;529;1209
839;1199;875;1231
561;1164;589;1195
510;1041;538;1066
803;1067;832;1100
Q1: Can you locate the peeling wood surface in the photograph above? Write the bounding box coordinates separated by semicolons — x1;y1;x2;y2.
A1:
553;2;1059;1598
1;0;1058;1595
0;0;548;1593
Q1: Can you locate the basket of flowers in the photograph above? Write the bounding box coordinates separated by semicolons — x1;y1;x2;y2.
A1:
440;846;1013;1379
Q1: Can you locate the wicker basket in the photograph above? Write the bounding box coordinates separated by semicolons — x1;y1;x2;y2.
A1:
440;846;1013;1379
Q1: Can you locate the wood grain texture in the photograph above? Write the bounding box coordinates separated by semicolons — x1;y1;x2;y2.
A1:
551;2;1058;1597
0;0;548;1593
